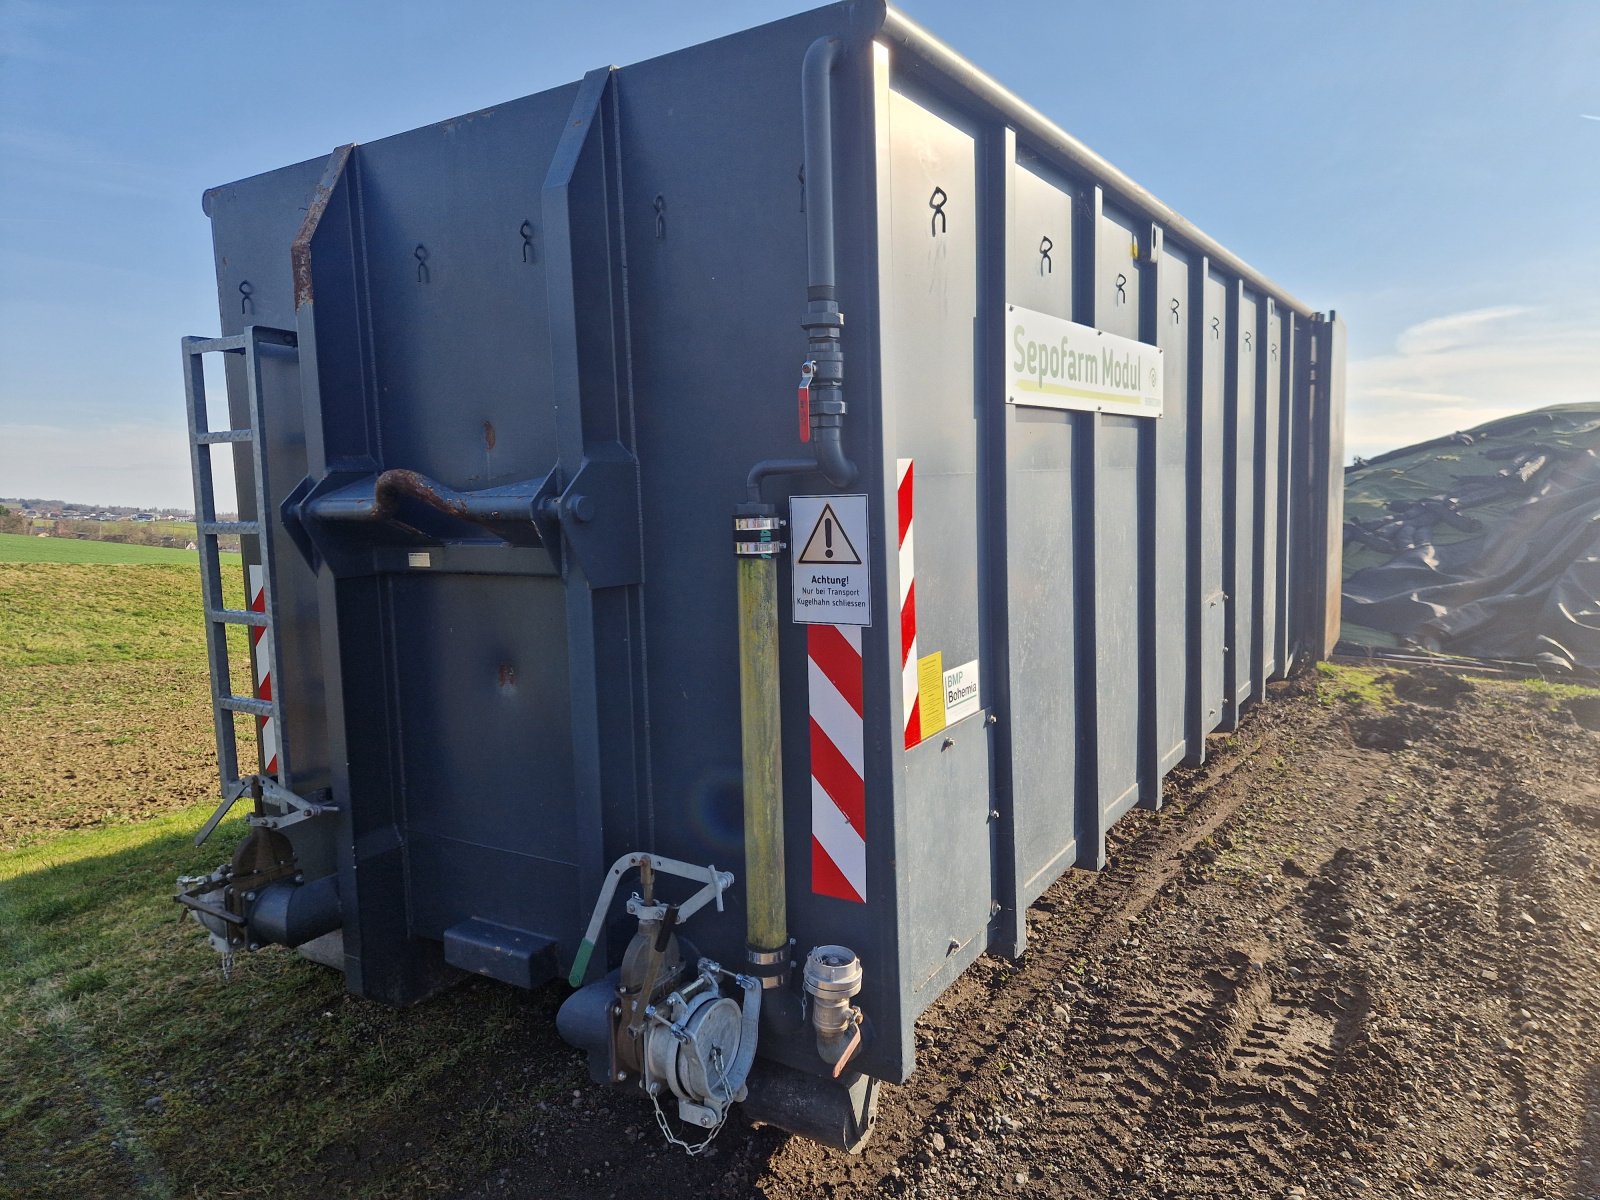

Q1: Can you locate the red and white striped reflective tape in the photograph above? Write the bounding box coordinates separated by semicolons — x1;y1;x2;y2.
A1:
898;458;920;749
247;565;279;777
809;621;865;903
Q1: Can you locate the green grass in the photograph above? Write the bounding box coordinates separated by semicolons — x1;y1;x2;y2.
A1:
1463;674;1600;712
0;806;572;1199
1474;675;1600;701
0;561;242;667
1314;661;1395;708
0;531;232;565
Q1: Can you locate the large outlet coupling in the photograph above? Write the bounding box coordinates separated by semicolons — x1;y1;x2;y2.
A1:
804;945;864;1075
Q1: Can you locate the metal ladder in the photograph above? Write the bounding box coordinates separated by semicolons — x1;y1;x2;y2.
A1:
182;326;318;846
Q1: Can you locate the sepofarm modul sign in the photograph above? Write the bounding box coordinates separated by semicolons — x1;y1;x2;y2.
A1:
1006;305;1163;418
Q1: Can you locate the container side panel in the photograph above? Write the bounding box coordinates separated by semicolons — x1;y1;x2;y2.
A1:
1093;211;1141;341
1223;288;1259;727
879;79;994;999
1154;243;1192;770
1192;266;1229;753
1090;204;1144;834
1272;310;1296;678
1003;154;1079;905
1257;301;1283;685
1319;314;1348;656
1009;157;1076;313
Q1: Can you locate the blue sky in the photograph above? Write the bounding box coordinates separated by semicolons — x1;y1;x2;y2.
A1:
2;0;1597;508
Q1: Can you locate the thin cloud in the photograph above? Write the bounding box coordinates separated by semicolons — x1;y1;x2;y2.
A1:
1392;305;1528;357
1346;306;1600;461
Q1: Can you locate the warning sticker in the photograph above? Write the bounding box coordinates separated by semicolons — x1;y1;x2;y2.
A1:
791;494;871;626
797;502;862;565
917;651;946;736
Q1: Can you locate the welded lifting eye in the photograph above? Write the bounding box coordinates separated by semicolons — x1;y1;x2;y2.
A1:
929;186;947;237
1272;341;1279;362
653;194;666;240
414;244;430;284
1244;331;1253;352
1170;297;1182;325
238;280;253;315
1038;235;1052;275
520;221;535;264
1211;316;1221;340
798;163;806;213
1115;273;1128;305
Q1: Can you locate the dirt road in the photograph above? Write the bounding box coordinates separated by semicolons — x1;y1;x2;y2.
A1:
455;667;1600;1200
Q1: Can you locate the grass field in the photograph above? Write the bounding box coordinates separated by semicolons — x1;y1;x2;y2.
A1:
0;805;564;1199
0;531;223;565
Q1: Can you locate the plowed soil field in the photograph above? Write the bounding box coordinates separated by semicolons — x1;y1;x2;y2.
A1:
460;667;1600;1200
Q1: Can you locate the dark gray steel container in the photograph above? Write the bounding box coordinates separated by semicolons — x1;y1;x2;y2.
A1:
190;0;1344;1095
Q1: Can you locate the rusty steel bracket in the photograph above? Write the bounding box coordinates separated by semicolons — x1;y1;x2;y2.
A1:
286;466;566;577
287;448;643;589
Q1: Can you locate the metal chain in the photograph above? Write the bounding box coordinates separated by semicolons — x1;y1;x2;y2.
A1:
649;1086;726;1157
648;1044;734;1156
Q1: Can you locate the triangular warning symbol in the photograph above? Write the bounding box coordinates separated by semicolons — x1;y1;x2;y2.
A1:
797;503;862;565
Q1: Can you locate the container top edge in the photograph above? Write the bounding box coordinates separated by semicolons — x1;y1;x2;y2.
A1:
878;5;1318;320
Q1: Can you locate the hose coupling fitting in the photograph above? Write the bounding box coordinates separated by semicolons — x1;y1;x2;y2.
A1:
804;945;864;1074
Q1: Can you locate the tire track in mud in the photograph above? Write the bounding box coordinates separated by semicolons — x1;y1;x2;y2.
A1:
1030;955;1365;1197
873;694;1415;1199
1485;780;1597;1190
1143;966;1369;1196
767;688;1341;1195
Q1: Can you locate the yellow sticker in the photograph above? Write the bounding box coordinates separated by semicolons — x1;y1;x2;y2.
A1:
917;651;946;738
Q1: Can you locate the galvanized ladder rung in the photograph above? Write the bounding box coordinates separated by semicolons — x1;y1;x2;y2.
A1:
181;326;298;826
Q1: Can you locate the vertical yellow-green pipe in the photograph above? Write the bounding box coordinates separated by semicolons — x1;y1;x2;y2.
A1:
738;550;787;956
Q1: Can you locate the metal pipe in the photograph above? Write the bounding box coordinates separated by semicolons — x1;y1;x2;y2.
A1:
802;36;840;298
249;873;341;947
736;540;787;966
878;7;1315;319
800;34;856;490
744;33;857;499
747;457;818;499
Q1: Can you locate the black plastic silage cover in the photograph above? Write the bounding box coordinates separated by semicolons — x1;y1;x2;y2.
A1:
1341;403;1600;673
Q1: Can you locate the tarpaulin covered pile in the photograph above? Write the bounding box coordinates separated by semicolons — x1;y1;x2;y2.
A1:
1341;403;1600;673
